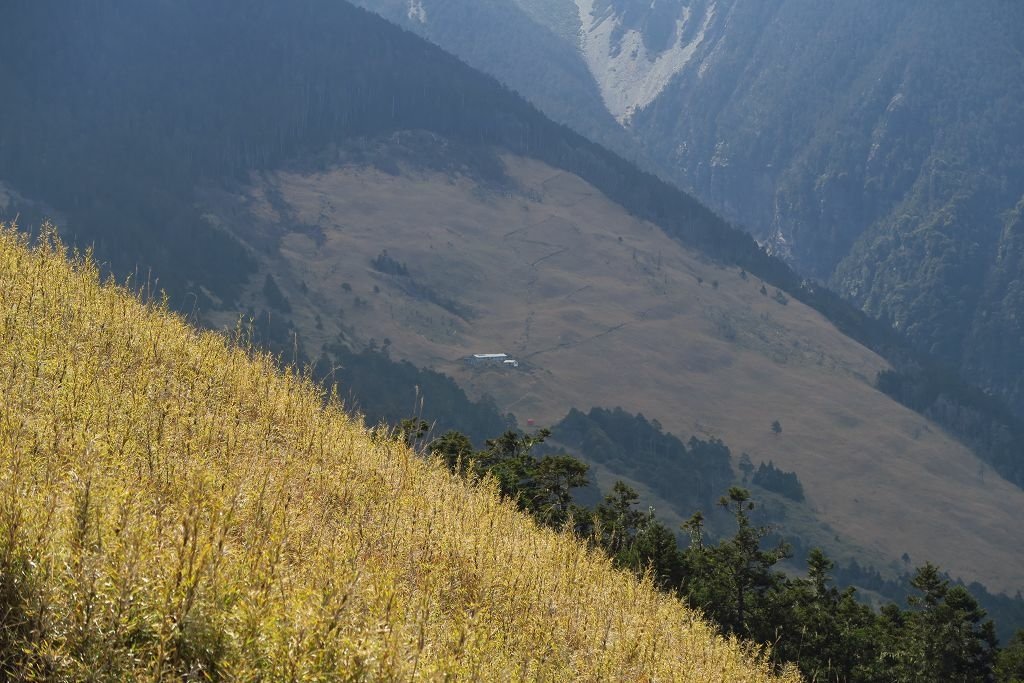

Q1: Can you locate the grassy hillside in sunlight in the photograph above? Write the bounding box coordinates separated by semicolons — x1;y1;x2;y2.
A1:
0;224;796;681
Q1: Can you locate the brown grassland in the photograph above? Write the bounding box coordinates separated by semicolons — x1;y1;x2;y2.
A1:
0;224;799;680
202;154;1024;595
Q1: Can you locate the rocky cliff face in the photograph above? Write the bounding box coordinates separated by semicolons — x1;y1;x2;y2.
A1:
572;0;718;124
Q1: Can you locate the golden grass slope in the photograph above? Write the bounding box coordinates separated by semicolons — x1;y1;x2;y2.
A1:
202;154;1024;595
0;225;797;680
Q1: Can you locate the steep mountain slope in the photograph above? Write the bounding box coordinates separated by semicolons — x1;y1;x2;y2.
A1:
200;144;1024;595
4;0;1022;599
349;0;635;160
0;0;722;309
0;226;800;680
356;0;1024;414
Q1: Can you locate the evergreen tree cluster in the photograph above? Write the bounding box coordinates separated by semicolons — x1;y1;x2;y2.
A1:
370;250;409;277
752;461;805;502
262;274;292;313
552;407;734;513
426;427;1020;682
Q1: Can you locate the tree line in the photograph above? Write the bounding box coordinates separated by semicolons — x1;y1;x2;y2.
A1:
414;423;1024;682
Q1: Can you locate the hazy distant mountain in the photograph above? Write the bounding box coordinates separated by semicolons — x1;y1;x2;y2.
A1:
355;0;1024;414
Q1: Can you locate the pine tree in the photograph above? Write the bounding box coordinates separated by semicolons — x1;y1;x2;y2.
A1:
683;488;789;639
892;564;998;682
996;629;1024;682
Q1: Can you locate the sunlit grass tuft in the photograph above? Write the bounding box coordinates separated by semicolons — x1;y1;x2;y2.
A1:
0;224;799;680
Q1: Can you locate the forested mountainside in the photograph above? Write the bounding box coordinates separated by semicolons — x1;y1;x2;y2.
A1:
629;0;1024;414
352;0;634;156
355;0;1024;415
348;0;641;172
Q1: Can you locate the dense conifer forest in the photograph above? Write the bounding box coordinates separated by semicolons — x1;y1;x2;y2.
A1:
553;407;735;513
